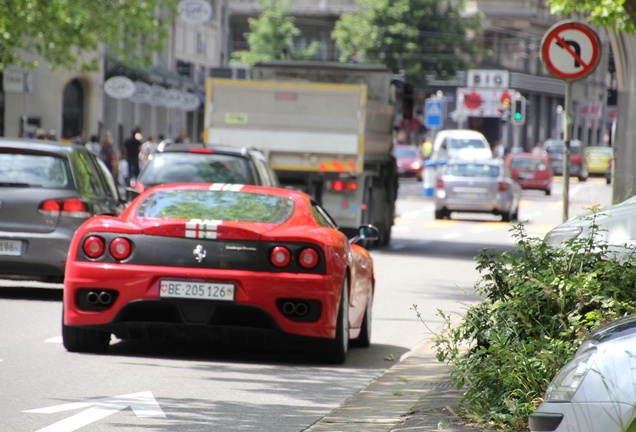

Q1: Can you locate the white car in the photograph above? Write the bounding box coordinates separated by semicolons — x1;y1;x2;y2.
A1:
430;129;493;162
529;315;636;432
545;196;636;256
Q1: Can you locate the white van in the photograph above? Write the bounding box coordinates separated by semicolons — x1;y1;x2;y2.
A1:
431;130;493;162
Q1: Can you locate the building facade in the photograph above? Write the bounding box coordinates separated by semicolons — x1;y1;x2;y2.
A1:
1;0;228;154
426;0;612;150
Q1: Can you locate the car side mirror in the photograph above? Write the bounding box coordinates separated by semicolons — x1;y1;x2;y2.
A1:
349;225;379;245
359;225;379;241
126;188;140;202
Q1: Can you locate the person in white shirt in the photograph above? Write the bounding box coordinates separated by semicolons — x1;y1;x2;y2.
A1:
139;135;158;170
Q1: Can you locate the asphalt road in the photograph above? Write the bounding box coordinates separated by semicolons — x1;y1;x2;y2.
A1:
0;176;611;432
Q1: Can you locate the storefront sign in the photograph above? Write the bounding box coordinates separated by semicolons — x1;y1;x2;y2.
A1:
3;71;33;93
147;85;168;106
456;88;516;118
163;89;186;108
104;76;135;99
180;93;201;111
129;81;152;104
177;0;212;25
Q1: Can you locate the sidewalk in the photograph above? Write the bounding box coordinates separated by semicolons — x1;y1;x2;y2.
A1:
306;341;494;432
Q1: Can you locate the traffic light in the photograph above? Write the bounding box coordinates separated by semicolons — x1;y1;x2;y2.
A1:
402;83;414;120
511;97;526;125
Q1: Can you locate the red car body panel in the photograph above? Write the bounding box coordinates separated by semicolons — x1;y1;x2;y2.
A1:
63;183;374;342
505;153;552;191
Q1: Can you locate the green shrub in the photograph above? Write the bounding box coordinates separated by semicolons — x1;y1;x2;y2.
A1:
418;211;636;430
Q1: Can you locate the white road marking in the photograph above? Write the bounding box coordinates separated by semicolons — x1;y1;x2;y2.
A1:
470;226;493;234
24;391;165;432
442;232;461;239
392;226;411;232
402;211;421;219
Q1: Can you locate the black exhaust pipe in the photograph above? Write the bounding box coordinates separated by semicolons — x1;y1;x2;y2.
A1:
87;291;99;305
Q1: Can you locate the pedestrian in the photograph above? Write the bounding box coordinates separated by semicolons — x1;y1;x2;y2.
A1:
124;128;142;186
85;134;102;157
421;136;433;160
532;142;544;155
72;131;86;146
139;135;158;170
174;129;190;144
493;140;505;158
100;130;118;176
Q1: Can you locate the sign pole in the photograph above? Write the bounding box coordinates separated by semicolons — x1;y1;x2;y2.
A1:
540;20;601;222
562;80;573;222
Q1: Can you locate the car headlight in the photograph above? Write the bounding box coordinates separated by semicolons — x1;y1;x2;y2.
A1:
411;161;422;170
544;226;583;247
545;348;596;402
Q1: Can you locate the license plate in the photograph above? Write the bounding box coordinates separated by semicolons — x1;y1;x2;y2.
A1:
458;193;482;200
0;239;22;256
159;280;235;301
518;172;535;179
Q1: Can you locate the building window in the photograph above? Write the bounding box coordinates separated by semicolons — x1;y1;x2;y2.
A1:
62;79;84;140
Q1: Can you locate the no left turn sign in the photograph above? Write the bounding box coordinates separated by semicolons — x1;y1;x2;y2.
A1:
541;20;601;81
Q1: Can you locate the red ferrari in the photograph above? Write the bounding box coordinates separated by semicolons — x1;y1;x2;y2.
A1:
62;183;377;363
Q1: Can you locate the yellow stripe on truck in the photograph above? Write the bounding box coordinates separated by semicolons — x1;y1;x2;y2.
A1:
209;78;363;93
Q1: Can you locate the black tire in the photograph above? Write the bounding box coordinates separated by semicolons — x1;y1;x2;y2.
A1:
380;226;391;247
512;207;519;221
351;284;373;348
434;209;445;220
578;174;588;182
307;277;349;364
545;188;551;196
502;208;512;222
63;323;111;353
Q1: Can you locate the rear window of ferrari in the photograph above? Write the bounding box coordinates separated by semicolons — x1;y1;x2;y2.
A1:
0;151;70;188
137;190;295;224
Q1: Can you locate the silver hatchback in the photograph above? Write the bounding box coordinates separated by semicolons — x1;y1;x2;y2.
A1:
434;159;522;222
0;139;123;282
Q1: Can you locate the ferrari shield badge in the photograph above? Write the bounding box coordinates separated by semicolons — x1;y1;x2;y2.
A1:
193;245;207;263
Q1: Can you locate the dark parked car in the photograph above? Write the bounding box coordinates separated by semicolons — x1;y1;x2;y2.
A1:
0;138;123;282
543;139;589;181
132;144;279;196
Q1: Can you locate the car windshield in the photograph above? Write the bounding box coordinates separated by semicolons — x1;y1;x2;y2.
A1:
510;158;545;170
0;152;70;188
137;190;295;224
449;139;487;150
446;163;499;178
139;152;256;186
395;147;418;157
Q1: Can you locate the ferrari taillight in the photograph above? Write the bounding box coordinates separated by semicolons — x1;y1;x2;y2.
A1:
39;198;90;218
83;236;105;259
298;248;319;269
109;237;132;261
270;246;291;268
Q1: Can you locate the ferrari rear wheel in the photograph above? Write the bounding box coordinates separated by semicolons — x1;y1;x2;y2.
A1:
62;323;111;354
308;276;349;364
351;283;372;348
